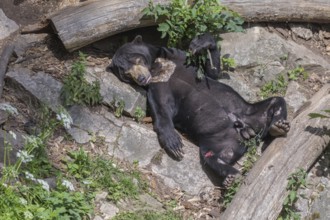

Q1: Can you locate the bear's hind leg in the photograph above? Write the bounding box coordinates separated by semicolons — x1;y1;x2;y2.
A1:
199;137;246;186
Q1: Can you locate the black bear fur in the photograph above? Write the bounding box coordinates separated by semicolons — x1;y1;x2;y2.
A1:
107;33;290;181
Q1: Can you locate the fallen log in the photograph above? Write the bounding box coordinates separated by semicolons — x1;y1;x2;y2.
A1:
221;84;330;220
0;43;14;97
50;0;330;52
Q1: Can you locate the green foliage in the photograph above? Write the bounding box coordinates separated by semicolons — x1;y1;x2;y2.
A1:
260;66;309;99
287;66;308;81
113;99;126;118
260;74;288;99
66;149;145;202
60;52;102;107
223;179;241;207
278;168;307;220
222;56;236;71
143;0;244;48
113;210;182;220
241;138;259;175
0;109;93;220
134;107;146;122
185;50;208;80
308;109;330;119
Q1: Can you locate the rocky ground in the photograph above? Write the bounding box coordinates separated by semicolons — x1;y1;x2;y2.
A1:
1;0;330;219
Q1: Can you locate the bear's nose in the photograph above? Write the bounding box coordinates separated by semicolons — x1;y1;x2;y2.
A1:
137;75;146;84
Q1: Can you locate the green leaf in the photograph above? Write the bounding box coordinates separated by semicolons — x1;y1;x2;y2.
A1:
158;22;170;32
308;113;329;119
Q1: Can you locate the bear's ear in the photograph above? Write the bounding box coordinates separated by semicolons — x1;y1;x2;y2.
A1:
132;35;143;44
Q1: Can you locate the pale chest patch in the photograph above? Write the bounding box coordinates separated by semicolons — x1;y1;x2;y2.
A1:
149;58;176;83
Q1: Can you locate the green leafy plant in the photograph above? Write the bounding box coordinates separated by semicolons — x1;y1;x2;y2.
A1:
241;138;260;175
113;210;182;220
60;52;102;107
222;56;236;71
223;179;241;207
260;74;288;99
66;149;145;202
143;0;244;48
0;109;93;220
143;0;243;81
134;107;146;122
113;99;126;118
278;168;307;220
287;66;308;81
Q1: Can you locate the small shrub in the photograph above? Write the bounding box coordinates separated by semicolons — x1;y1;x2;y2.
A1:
113;210;182;220
278;168;307;220
0;110;93;220
113;99;126;118
143;0;243;48
134;107;146;122
260;74;288;99
60;52;102;107
287;66;308;81
222;56;236;71
223;179;241;207
66;149;145;202
241;138;260;175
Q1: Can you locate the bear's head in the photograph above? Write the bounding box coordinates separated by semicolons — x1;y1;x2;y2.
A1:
107;36;155;86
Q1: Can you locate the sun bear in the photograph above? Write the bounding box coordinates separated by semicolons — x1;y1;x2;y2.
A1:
107;33;290;183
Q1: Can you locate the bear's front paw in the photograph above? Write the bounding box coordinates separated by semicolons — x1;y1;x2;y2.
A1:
158;131;184;160
269;119;290;137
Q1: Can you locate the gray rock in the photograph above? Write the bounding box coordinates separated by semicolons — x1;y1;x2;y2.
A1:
113;121;214;195
0;130;25;167
93;216;103;220
289;24;313;40
117;194;164;213
0;9;19;41
138;194;164;210
86;66;147;117
99;202;119;219
67;105;122;144
0;109;9;125
6;68;63;111
285;81;308;112
308;185;330;220
150;140;214;196
221;27;330;86
113;122;162;167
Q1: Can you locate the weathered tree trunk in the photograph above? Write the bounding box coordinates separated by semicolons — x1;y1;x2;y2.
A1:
221;84;330;220
0;43;14;97
221;0;330;23
50;0;169;52
50;0;330;52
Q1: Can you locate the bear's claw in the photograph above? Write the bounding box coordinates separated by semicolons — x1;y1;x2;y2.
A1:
269;119;290;137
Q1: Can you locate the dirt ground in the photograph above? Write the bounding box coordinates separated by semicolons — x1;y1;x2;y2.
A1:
1;0;330;219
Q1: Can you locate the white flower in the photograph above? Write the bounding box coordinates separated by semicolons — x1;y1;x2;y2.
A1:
19;198;27;205
25;171;36;181
56;109;73;129
25;171;50;191
62;179;75;191
36;179;50;192
8;131;17;140
24;135;42;149
0;103;18;115
82;180;92;185
23;211;33;220
16;150;34;163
